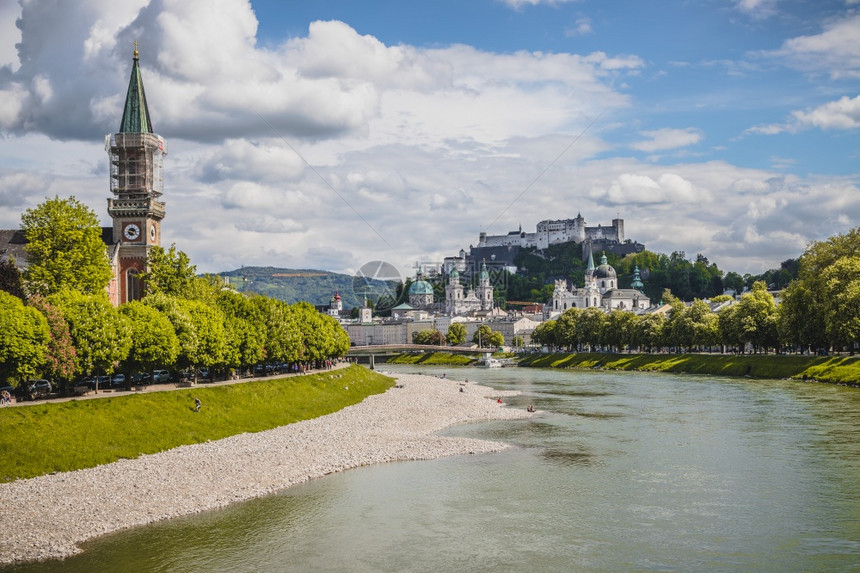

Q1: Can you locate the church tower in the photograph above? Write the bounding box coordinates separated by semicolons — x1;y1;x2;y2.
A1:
476;260;494;311
106;44;166;304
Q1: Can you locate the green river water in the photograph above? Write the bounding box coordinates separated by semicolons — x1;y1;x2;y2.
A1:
8;365;859;572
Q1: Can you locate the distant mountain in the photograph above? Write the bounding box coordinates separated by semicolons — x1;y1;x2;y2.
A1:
218;266;388;309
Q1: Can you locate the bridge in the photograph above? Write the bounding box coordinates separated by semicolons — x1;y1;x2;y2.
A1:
346;344;485;368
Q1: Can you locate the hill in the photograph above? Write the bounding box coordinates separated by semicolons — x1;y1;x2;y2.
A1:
218;266;391;308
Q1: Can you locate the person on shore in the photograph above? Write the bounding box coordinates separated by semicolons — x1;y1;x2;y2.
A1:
194;397;202;413
497;398;503;404
527;404;535;413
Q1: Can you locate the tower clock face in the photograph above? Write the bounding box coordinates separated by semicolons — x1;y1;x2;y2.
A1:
124;223;141;240
150;223;156;241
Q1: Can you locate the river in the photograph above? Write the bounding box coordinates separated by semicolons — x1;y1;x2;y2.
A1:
8;366;859;572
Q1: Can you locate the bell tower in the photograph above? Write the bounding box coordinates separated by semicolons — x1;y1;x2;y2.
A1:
106;44;167;304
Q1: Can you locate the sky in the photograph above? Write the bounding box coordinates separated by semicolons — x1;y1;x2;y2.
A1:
0;0;858;281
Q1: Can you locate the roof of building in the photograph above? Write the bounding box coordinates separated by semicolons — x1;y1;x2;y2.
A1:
119;45;153;134
408;279;434;295
0;227;116;268
594;252;617;279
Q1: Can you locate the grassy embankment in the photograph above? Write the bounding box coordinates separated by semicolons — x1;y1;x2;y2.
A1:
517;352;860;385
384;352;480;365
0;365;394;483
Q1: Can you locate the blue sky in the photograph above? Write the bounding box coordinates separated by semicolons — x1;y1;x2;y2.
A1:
0;0;857;280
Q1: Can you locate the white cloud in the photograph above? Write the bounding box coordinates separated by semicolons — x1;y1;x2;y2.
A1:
771;13;860;78
565;17;592;37
631;128;703;152
791;94;860;130
734;0;778;18
746;94;860;134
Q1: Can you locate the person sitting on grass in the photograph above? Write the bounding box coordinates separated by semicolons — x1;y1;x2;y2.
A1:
194;397;202;413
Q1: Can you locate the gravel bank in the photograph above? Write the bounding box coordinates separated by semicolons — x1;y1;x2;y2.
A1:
0;372;529;566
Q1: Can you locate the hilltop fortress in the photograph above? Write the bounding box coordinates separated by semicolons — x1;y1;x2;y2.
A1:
443;214;645;275
479;213;624;250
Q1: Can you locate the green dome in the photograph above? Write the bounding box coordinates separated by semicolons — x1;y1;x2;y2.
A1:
479;261;489;280
409;280;434;295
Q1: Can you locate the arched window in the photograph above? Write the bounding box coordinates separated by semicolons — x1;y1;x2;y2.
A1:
127;269;141;302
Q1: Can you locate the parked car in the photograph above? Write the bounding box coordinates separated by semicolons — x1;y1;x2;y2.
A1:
131;372;151;385
152;370;171;383
110;373;127;388
15;379;52;401
74;377;96;391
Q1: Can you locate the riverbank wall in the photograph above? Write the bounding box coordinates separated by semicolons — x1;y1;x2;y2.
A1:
517;352;860;386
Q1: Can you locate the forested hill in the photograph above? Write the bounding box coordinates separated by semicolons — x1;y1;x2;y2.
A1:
218;267;363;307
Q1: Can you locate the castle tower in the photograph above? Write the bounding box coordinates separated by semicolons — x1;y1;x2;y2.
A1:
106;44;167;304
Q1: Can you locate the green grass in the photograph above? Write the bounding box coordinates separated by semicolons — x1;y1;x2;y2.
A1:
384;352;478;365
517;352;860;385
0;366;394;483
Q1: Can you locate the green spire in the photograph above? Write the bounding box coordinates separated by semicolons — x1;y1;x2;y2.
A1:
586;246;595;275
119;43;153;133
631;264;644;291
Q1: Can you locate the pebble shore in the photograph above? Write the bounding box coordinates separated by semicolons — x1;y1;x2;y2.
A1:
0;372;529;565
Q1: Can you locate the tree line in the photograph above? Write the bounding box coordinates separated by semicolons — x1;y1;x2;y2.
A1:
531;227;859;355
0;197;350;390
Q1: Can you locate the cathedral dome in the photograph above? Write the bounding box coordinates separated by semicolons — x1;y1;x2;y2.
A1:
409;279;434;296
594;253;617;279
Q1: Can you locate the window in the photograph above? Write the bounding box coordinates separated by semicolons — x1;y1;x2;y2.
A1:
127;269;141;302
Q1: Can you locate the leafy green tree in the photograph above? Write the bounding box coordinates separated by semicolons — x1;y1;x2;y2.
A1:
531;319;557;348
0;290;49;384
28;295;77;387
446;322;467;346
49;290;131;379
631;312;665;352
731;281;779;353
0;257;26;299
473;324;503;348
142;244;197;297
144;293;198;371
216;290;266;370
723;272;744;294
118;301;180;375
180;298;227;369
21;196;111;296
413;329;444;345
819;256;860;353
554;308;582;350
605;310;634;352
252;296;303;364
512;335;525;349
578;307;607;351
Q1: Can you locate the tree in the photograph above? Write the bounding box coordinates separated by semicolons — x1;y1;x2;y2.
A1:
819;256;860;353
512;335;525;349
555;308;582;350
531;319;557;348
578;308;607;351
118;301;180;375
0;290;49;384
605;310;634;352
446;322;467;346
142;244;197;297
413;329;444;345
49;290;130;380
473;324;503;348
28;295;77;387
216;290;266;370
21;196;112;296
0;257;26;299
252;296;303;364
731;281;779;353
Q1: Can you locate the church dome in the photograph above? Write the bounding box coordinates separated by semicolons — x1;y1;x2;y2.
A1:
409;279;434;296
594;253;617;279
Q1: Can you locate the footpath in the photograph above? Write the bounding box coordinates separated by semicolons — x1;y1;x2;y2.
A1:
4;360;353;407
